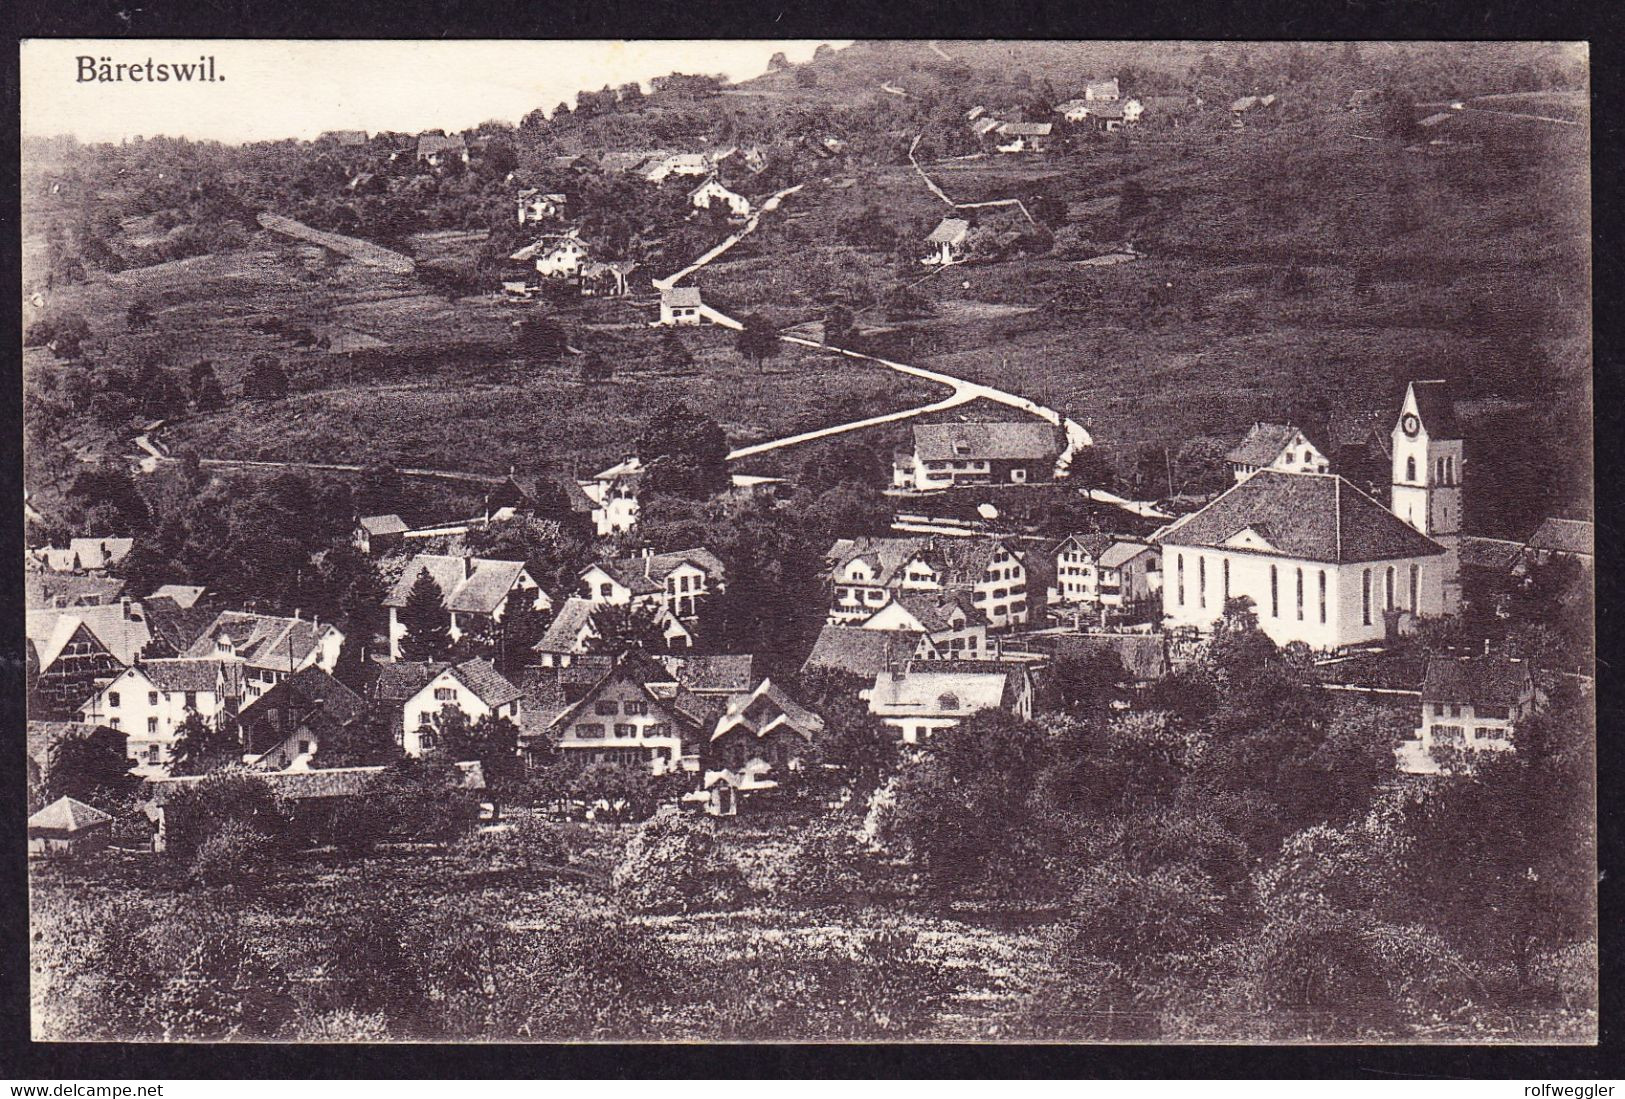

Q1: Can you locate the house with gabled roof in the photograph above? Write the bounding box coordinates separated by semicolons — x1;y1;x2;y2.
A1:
353;514;409;555
1227;422;1330;483
239;666;369;771
1154;470;1447;649
864;659;1034;744
923;217;971;266
801;624;940;679
1398;654;1537;774
895;421;1062;490
416;133;468;166
398;657;523;758
27;601;156;717
659;286;705;326
644;152;712;184
708;678;825;773
1051;533;1116;606
384;553;549;661
1086;78;1121;102
578;547;726;620
26;572;126;610
517;188;568;225
77;658;240;773
510;230;591;279
662;654;757;697
1096;541;1162;611
858;589;987;658
531;595;696;667
35;537;134;573
29;796;113;859
1522;518;1593;570
825;534;1031;629
689;177;752;217
184;611;345;704
545;651;717;774
995;121;1053;153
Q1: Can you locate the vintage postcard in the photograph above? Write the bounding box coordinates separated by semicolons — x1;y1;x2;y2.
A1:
20;39;1595;1044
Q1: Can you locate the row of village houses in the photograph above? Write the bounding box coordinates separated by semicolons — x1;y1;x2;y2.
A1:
26;381;1592;832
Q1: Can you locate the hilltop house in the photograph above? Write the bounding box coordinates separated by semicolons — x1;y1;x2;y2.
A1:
579;259;638;297
659;286;705;326
183;611;345;705
1086;78;1121;101
35;537;134;573
578;547;727;620
689;177;752;217
1154;470;1447;649
995;121;1053;153
517;188;567;224
582;458;643;535
353;514;409;556
239;666;368;771
922;218;970;266
544;651;716;774
1227;422;1330;483
416;133;468;166
384;553;550;661
893;421;1061;490
510;231;590;279
864;659;1034;744
644;153;712;184
397;657;523;757
1397;654;1536;774
825;535;1031;630
77;658;238;773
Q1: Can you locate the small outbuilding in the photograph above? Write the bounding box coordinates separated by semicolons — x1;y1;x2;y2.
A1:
28;796;114;858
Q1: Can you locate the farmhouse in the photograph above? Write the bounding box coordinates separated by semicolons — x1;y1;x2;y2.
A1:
183;611;345;704
416;133;468;166
894;421;1061;490
578;547;727;619
689;177;752;217
531;595;696;667
1522;518;1593;570
1155;470;1446;649
511;231;591;279
28;797;113;859
77;658;239;772
27;601;155;716
353;514;409;555
662;654;758;698
922;217;970;266
398;657;523;757
659;286;705;326
239;666;369;771
1227;422;1331;483
1398;654;1536;774
858;589;988;658
384;554;550;661
546;651;715;774
1086;78;1121;101
995;121;1053;153
26;572;126;610
864;660;1034;745
1096;541;1162;612
644;153;711;184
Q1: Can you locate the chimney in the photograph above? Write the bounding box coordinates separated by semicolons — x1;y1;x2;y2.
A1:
120;596;131;620
463;552;475;580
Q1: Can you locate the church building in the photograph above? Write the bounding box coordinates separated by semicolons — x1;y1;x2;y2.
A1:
1154;381;1462;650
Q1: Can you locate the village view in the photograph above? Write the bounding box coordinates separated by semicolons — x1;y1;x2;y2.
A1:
21;41;1595;1043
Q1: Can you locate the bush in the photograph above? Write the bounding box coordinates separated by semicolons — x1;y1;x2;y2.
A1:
611;807;748;914
189;818;276;891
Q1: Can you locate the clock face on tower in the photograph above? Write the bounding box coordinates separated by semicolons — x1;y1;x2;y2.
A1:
1401;413;1420;437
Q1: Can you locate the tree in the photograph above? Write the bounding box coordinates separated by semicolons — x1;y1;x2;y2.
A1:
735;313;781;374
1044;647;1129;716
398;567;452;662
168;713;240;776
1027;192;1068;230
823;303;856;347
45;725;141;807
242;354;288;400
797;669;898;803
435;707;522;817
127;299;156;331
658;329;695;374
636;401;729;499
585;603;669;655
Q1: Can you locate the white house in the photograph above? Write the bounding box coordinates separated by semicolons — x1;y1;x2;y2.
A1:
399;657;523;758
995;121;1052;154
893;421;1061;491
1096;541;1162;610
1051;533;1115;605
644;153;712;185
77;659;236;773
688;177;752;217
864;660;1034;745
1227;422;1331;483
1398;654;1536;774
1085;78;1121;101
547;652;711;774
182;611;344;707
858;589;987;658
922;218;970;266
578;547;727;619
383;554;550;661
517;188;567;224
530;595;695;668
825;535;1030;630
659;286;704;326
1154;469;1447;650
583;459;643;534
511;231;590;279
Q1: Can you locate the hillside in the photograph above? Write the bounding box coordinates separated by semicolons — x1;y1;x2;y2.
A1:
21;41;1590;540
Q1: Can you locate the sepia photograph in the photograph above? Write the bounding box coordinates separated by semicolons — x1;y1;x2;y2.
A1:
19;38;1596;1046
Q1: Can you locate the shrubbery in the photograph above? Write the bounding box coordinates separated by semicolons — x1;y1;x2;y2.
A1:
611;807;749;914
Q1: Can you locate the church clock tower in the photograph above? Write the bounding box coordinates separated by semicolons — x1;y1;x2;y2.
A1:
1391;379;1463;613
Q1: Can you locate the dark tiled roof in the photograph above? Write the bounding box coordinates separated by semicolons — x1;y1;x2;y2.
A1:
183;612;335;672
358;514;409;536
25;573;126;609
801;626;924;679
448;657;524;709
1422;655;1533;707
1458;536;1526;571
913;421;1060;462
713;678;825;742
663;653;756;693
599;548;725;595
1226;422;1302;467
142;598;218;655
1525;518;1593;557
149;761;485;804
242;667;368;754
826;536;930;587
1055;533;1115;561
384;555;529;614
372;661;447;703
139;659;223;693
926;217;970;244
1154;471;1443;565
534;597;597;654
